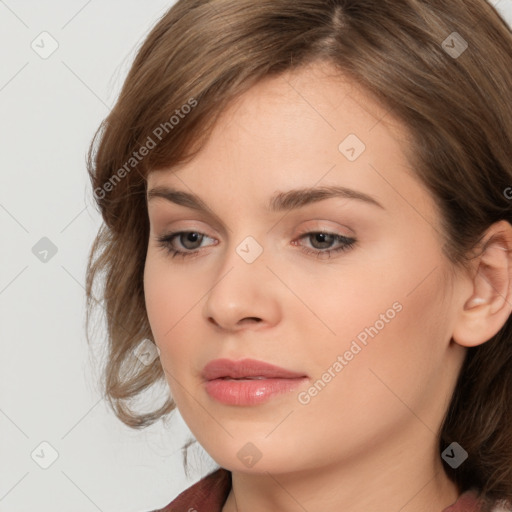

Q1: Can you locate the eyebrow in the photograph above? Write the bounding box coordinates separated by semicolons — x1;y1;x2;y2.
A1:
147;185;385;213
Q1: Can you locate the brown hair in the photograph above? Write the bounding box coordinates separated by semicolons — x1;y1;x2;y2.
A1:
85;0;512;505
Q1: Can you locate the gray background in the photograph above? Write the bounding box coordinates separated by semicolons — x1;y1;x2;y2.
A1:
1;1;511;511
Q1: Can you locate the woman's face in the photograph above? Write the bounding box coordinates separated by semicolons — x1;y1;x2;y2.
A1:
144;61;467;475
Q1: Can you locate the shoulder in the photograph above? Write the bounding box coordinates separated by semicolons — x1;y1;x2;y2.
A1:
150;468;232;512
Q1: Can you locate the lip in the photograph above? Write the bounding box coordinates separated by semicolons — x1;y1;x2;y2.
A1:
202;358;308;406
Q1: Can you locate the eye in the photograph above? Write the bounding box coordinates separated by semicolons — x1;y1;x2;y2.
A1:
156;230;356;261
293;231;357;259
156;231;216;259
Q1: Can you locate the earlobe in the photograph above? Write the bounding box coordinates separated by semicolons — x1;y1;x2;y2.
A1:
452;220;512;348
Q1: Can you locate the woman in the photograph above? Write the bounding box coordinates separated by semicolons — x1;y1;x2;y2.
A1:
86;0;512;510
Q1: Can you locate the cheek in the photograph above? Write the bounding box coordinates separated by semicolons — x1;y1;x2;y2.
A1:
315;261;451;415
143;258;196;353
301;239;451;390
287;271;451;467
143;259;206;408
289;247;413;352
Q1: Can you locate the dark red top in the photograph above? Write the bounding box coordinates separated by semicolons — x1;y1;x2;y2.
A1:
151;468;499;512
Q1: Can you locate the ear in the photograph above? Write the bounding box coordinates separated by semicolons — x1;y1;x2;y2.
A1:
452;220;512;348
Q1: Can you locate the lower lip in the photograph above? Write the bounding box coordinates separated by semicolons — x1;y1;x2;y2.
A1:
204;378;308;406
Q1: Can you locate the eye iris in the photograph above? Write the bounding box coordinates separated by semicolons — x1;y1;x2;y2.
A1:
181;232;202;250
311;233;334;249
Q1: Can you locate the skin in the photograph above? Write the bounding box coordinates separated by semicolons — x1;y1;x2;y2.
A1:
143;61;512;512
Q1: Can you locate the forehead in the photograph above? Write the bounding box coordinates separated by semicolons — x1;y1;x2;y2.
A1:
146;60;430;219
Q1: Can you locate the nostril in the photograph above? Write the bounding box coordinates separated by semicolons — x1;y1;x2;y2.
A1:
207;316;262;329
240;317;262;324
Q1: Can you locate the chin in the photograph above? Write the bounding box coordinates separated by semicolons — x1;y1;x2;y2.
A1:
201;437;306;475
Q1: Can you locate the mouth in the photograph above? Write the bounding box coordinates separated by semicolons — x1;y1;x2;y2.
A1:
201;358;308;406
216;376;273;380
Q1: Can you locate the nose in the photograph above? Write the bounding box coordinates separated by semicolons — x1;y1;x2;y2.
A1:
202;240;282;332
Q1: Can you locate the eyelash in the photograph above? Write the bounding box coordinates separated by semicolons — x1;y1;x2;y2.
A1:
156;230;357;260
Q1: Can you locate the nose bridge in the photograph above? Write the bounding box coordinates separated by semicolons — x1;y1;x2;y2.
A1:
218;214;268;273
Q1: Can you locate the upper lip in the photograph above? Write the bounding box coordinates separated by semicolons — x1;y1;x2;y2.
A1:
202;358;307;381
